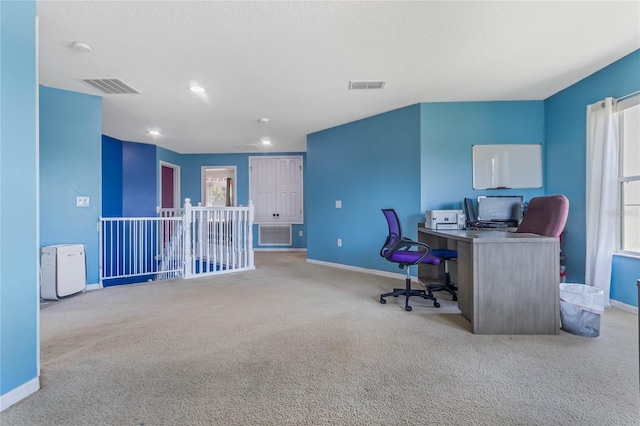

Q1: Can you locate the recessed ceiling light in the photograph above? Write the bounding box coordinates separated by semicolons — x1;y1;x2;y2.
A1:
260;137;272;145
190;85;205;93
71;41;92;53
148;130;161;136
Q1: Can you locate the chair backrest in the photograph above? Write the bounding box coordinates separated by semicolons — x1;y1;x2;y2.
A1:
516;195;569;237
381;209;403;256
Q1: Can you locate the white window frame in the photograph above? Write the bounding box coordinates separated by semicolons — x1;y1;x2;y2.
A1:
615;94;640;257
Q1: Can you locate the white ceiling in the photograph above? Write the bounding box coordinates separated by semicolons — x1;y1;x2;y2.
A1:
36;1;640;154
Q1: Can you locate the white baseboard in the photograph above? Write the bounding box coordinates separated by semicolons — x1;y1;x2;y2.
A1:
0;377;39;411
86;283;102;291
255;248;307;252
610;299;638;315
306;258;419;283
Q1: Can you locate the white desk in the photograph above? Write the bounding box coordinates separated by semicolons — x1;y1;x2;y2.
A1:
418;227;560;335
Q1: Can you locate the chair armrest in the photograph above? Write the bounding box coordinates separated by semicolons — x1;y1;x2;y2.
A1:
394;238;431;253
385;238;432;264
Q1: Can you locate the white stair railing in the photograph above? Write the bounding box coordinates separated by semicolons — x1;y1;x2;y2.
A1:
183;198;255;279
157;220;184;280
157;206;183;218
98;216;183;284
99;199;254;285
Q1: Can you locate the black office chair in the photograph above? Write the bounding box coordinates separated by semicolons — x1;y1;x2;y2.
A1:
379;209;441;311
426;249;458;301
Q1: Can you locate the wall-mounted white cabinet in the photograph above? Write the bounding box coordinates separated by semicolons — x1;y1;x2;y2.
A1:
249;156;303;224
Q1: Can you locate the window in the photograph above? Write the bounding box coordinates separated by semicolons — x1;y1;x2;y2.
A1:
205;178;229;207
201;166;236;207
617;97;640;254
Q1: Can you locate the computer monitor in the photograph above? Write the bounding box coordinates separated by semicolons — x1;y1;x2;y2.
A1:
463;197;477;225
477;195;523;225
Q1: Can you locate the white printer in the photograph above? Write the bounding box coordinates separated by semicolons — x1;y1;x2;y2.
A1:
425;210;465;230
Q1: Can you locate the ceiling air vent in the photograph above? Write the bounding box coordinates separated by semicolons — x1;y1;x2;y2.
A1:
348;80;386;90
81;79;140;94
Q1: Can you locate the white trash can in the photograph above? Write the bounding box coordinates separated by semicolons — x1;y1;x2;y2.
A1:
559;283;605;337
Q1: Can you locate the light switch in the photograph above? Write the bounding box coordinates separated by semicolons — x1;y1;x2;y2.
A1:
335;200;342;208
76;196;90;207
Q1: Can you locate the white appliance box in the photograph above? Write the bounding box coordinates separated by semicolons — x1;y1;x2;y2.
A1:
40;244;87;300
425;210;465;230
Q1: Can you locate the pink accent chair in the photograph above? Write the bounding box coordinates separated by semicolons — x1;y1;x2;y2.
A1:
515;195;569;238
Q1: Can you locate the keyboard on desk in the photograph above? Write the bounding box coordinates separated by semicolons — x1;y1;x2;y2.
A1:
477;221;512;229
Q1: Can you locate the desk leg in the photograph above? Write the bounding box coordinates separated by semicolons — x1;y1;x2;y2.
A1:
456;241;474;325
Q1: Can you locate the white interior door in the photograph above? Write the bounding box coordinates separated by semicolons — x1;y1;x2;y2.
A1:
159;161;180;209
250;156;303;224
250;158;277;223
276;157;303;223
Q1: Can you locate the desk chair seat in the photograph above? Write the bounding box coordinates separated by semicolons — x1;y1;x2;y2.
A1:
427;248;458;301
379;209;441;311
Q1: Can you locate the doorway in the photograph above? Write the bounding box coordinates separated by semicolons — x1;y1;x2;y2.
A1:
202;166;237;207
160;161;180;209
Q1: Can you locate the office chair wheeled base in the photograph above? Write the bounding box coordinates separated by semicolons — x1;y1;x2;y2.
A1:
380;270;440;311
427;282;457;301
427;250;458;301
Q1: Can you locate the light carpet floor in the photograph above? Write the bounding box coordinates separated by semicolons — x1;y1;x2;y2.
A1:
2;251;639;425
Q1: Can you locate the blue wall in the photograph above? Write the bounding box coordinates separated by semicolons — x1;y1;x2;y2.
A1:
0;0;39;399
611;255;640;305
40;87;102;285
122;141;157;217
307;105;422;271
420;101;546;218
103;136;157;217
102;136;123;217
157;146;183;167
545;49;640;307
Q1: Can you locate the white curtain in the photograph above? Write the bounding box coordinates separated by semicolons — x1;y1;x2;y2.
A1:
585;98;619;305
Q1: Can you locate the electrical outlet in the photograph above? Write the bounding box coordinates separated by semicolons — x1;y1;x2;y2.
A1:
298;231;303;237
335;200;342;208
337;238;342;247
